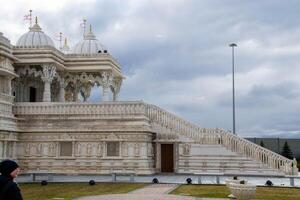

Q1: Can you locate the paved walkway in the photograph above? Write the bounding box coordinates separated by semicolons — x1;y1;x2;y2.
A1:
76;184;228;200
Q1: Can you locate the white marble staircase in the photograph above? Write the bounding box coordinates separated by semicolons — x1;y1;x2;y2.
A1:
177;144;282;175
146;103;298;175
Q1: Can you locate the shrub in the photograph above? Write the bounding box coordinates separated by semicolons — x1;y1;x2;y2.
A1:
89;180;96;186
152;178;159;184
41;180;48;186
265;180;273;186
186;178;192;184
281;141;293;159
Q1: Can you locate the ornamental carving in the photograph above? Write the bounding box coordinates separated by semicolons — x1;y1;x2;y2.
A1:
122;142;128;157
101;71;113;88
41;64;56;82
17;66;42;77
134;143;140;157
0;58;15;73
182;143;191;155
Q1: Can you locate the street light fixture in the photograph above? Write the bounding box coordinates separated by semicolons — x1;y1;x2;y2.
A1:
229;43;237;135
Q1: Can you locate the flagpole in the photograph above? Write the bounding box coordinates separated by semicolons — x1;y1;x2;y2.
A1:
83;19;86;37
29;10;32;28
59;32;62;50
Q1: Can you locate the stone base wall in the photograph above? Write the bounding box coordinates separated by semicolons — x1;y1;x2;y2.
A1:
11;103;156;174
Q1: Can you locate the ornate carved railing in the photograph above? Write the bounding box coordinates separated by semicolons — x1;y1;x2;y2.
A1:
12;101;298;175
219;130;298;175
13;101;146;116
145;103;298;175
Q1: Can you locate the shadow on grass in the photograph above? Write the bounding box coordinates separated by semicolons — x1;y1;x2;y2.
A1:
20;182;147;200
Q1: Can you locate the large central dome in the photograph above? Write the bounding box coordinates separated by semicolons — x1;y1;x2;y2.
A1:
16;18;55;48
72;26;107;54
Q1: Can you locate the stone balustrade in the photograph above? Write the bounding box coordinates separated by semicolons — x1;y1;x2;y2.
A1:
13;101;146;116
219;130;298;175
12;101;298;175
145;103;298;175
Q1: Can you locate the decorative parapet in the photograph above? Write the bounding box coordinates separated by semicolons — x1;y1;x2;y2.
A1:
12;101;146;116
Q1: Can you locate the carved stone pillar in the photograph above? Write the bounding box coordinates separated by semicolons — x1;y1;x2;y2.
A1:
113;92;118;101
3;141;7;158
101;72;112;101
102;86;109;101
112;78;122;101
7;77;13;95
41;64;56;102
59;78;65;102
80;83;92;102
72;83;80;102
13;141;17;158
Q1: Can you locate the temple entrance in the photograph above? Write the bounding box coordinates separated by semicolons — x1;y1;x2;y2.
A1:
161;144;174;172
29;87;36;102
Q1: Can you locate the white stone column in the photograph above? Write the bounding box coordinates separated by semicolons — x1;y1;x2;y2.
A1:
101;72;113;102
112;78;122;101
59;78;65;102
3;141;7;158
42;78;51;102
102;85;109;101
41;64;56;102
73;84;80;102
113;92;118;101
13;141;17;158
156;143;161;172
7;77;13;95
0;141;3;158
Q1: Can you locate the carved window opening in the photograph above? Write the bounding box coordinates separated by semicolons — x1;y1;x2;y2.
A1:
106;142;119;157
60;142;72;156
29;87;36;102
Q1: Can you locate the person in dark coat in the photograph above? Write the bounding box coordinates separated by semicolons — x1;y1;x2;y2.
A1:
0;159;23;200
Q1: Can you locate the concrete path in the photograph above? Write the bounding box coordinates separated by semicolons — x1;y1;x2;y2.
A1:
76;184;228;200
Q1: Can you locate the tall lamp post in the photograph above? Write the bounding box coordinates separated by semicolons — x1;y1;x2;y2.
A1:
229;43;237;135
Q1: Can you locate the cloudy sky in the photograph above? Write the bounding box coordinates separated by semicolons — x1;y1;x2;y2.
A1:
1;0;300;138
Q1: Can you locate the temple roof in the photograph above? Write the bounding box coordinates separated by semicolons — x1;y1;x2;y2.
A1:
72;25;107;55
16;17;55;48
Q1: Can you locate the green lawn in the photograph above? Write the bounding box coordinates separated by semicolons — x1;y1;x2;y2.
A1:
20;182;147;200
171;184;300;200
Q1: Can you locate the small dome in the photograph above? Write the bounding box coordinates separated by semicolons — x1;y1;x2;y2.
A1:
16;17;55;47
72;25;107;54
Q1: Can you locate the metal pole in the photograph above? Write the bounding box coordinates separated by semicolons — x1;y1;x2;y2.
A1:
229;43;237;135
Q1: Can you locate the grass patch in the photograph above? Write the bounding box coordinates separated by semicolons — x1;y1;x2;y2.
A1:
20;182;147;200
171;185;230;198
171;184;300;200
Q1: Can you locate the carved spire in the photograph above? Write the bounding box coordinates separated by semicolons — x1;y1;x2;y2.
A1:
30;16;42;31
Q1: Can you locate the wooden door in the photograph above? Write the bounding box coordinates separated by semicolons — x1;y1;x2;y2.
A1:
161;144;174;172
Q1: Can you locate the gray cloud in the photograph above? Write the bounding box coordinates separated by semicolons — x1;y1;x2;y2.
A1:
1;0;300;138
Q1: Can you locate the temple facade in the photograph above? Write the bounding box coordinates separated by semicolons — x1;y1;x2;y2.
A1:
0;17;297;176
